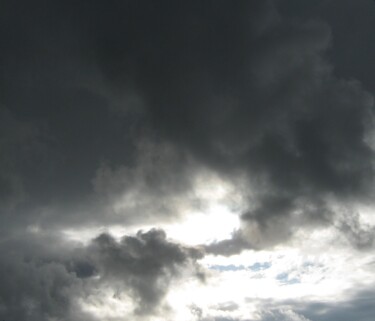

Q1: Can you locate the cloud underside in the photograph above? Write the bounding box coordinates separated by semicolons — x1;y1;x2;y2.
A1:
1;0;375;320
0;230;204;320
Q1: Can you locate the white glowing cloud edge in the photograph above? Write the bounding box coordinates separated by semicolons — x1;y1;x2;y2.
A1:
52;172;375;321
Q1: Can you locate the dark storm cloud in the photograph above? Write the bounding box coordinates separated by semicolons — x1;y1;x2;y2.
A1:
83;0;375;248
89;228;204;314
1;0;375;240
0;108;30;212
1;0;375;319
0;229;204;320
0;234;90;321
280;0;375;91
0;257;81;321
91;139;202;225
0;0;142;230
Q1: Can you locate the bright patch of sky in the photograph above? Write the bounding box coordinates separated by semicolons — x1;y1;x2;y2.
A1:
166;224;375;320
57;179;375;321
70;219;375;321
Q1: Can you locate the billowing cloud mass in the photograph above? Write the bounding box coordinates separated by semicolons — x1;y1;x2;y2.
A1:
1;0;375;320
0;230;203;320
88;229;204;314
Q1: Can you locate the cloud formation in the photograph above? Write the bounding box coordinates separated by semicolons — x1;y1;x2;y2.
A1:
0;229;204;320
84;0;375;249
88;229;204;315
1;0;375;320
1;0;374;243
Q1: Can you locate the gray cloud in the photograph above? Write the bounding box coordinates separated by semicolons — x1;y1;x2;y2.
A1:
298;289;375;321
91;140;201;225
88;228;204;315
0;108;40;212
1;0;374;244
252;287;375;321
1;0;375;319
0;234;90;321
204;230;251;256
334;210;375;249
258;309;312;321
0;229;204;320
83;0;375;249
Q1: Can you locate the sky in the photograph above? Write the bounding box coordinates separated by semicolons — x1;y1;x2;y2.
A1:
1;0;375;320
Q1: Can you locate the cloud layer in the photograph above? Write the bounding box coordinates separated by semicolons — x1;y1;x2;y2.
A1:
1;0;375;320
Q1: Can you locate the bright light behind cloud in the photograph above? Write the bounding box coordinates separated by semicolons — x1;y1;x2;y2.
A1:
61;171;243;246
58;172;375;321
164;225;375;321
68;220;375;321
3;1;375;321
57;169;375;321
164;204;240;245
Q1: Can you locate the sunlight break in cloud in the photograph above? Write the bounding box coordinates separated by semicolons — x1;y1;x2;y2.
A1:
1;1;375;320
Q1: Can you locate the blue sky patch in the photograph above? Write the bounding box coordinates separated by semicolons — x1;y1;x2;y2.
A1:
276;272;301;285
249;262;272;271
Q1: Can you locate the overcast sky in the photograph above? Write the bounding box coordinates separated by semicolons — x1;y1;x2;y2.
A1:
1;1;375;320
